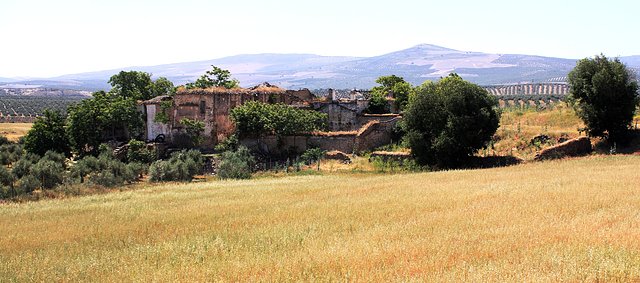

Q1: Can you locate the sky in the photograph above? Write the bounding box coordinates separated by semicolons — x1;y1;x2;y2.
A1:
1;0;638;78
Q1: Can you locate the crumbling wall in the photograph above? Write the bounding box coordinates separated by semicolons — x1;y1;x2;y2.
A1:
144;104;171;142
354;117;401;152
239;117;401;155
318;103;359;131
534;136;592;160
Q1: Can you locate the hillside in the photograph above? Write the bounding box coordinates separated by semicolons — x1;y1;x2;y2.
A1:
1;155;639;281
4;44;640;91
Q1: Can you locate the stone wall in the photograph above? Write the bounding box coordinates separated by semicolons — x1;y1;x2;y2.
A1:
240;117;401;155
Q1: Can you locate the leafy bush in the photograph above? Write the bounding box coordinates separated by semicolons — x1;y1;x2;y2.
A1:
30;159;65;189
70;153;138;187
16;175;41;194
42;151;67;168
0;166;13;187
70;156;100;183
403;74;500;168
0;143;23;165
126;140;156;164
217;146;255;180
0;135;10;145
86;154;137;187
11;153;40;179
149;150;204;182
179;118;205;147
230;101;327;138
214;134;239;152
300;148;325;170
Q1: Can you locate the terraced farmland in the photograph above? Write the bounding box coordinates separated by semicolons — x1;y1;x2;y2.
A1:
0;96;86;122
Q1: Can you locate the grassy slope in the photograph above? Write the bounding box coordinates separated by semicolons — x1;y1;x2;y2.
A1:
1;155;639;281
0;123;31;141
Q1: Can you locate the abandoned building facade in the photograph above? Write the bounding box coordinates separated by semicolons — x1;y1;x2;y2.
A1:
141;84;401;154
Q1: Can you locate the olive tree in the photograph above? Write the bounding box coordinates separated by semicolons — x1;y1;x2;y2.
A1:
403;74;500;168
567;55;639;143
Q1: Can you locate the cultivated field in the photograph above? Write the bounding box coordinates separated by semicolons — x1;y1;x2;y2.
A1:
0;123;31;141
1;155;639;281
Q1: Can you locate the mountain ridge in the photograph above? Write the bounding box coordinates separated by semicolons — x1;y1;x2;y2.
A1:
3;44;639;91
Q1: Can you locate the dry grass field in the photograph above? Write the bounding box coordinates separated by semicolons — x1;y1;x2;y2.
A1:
0;123;32;141
1;155;639;281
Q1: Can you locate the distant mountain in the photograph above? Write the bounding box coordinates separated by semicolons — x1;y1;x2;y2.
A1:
4;44;640;91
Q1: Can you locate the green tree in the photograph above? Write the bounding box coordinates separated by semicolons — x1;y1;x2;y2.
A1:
230;101;327;138
180;118;205;147
152;77;177;97
109;71;154;100
366;92;389;114
403;74;500;168
109;71;175;100
567;55;639;143
67;91;143;156
369;75;414;112
185;65;240;89
23;110;71;156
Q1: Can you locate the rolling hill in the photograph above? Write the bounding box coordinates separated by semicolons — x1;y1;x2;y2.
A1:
3;44;640;91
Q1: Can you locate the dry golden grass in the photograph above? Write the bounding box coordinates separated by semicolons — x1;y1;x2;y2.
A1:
0;123;32;141
493;104;584;159
1;155;639;281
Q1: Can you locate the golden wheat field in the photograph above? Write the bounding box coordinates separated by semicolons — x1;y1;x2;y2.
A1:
0;123;32;141
1;155;639;281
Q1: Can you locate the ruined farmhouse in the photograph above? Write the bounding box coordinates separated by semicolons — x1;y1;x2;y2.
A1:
141;84;401;154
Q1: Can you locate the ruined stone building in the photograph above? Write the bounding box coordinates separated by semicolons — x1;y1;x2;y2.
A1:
141;84;400;154
142;84;313;145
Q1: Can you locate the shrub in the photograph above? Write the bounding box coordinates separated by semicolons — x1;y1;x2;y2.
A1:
42;151;67;167
300;148;325;170
11;153;40;179
70;153;139;187
126;140;156;164
0;143;23;165
403;74;500;168
0;135;10;145
217;146;255;179
149;150;204;182
86;154;136;187
16;175;41;194
30;159;65;189
70;156;100;183
0;166;13;187
214;134;239;152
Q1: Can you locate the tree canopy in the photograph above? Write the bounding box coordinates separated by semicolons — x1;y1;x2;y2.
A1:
186;65;240;89
67;91;143;156
369;75;414;112
108;71;175;101
567;55;639;143
23;110;71;157
403;74;500;168
230;101;327;137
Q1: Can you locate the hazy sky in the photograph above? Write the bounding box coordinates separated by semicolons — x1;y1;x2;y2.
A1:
1;0;638;78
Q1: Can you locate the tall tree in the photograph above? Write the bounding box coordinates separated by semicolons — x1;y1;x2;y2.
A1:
108;71;154;100
369;75;414;112
109;71;175;100
403;74;500;168
186;65;240;89
568;55;639;143
67;91;143;156
23;110;71;156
